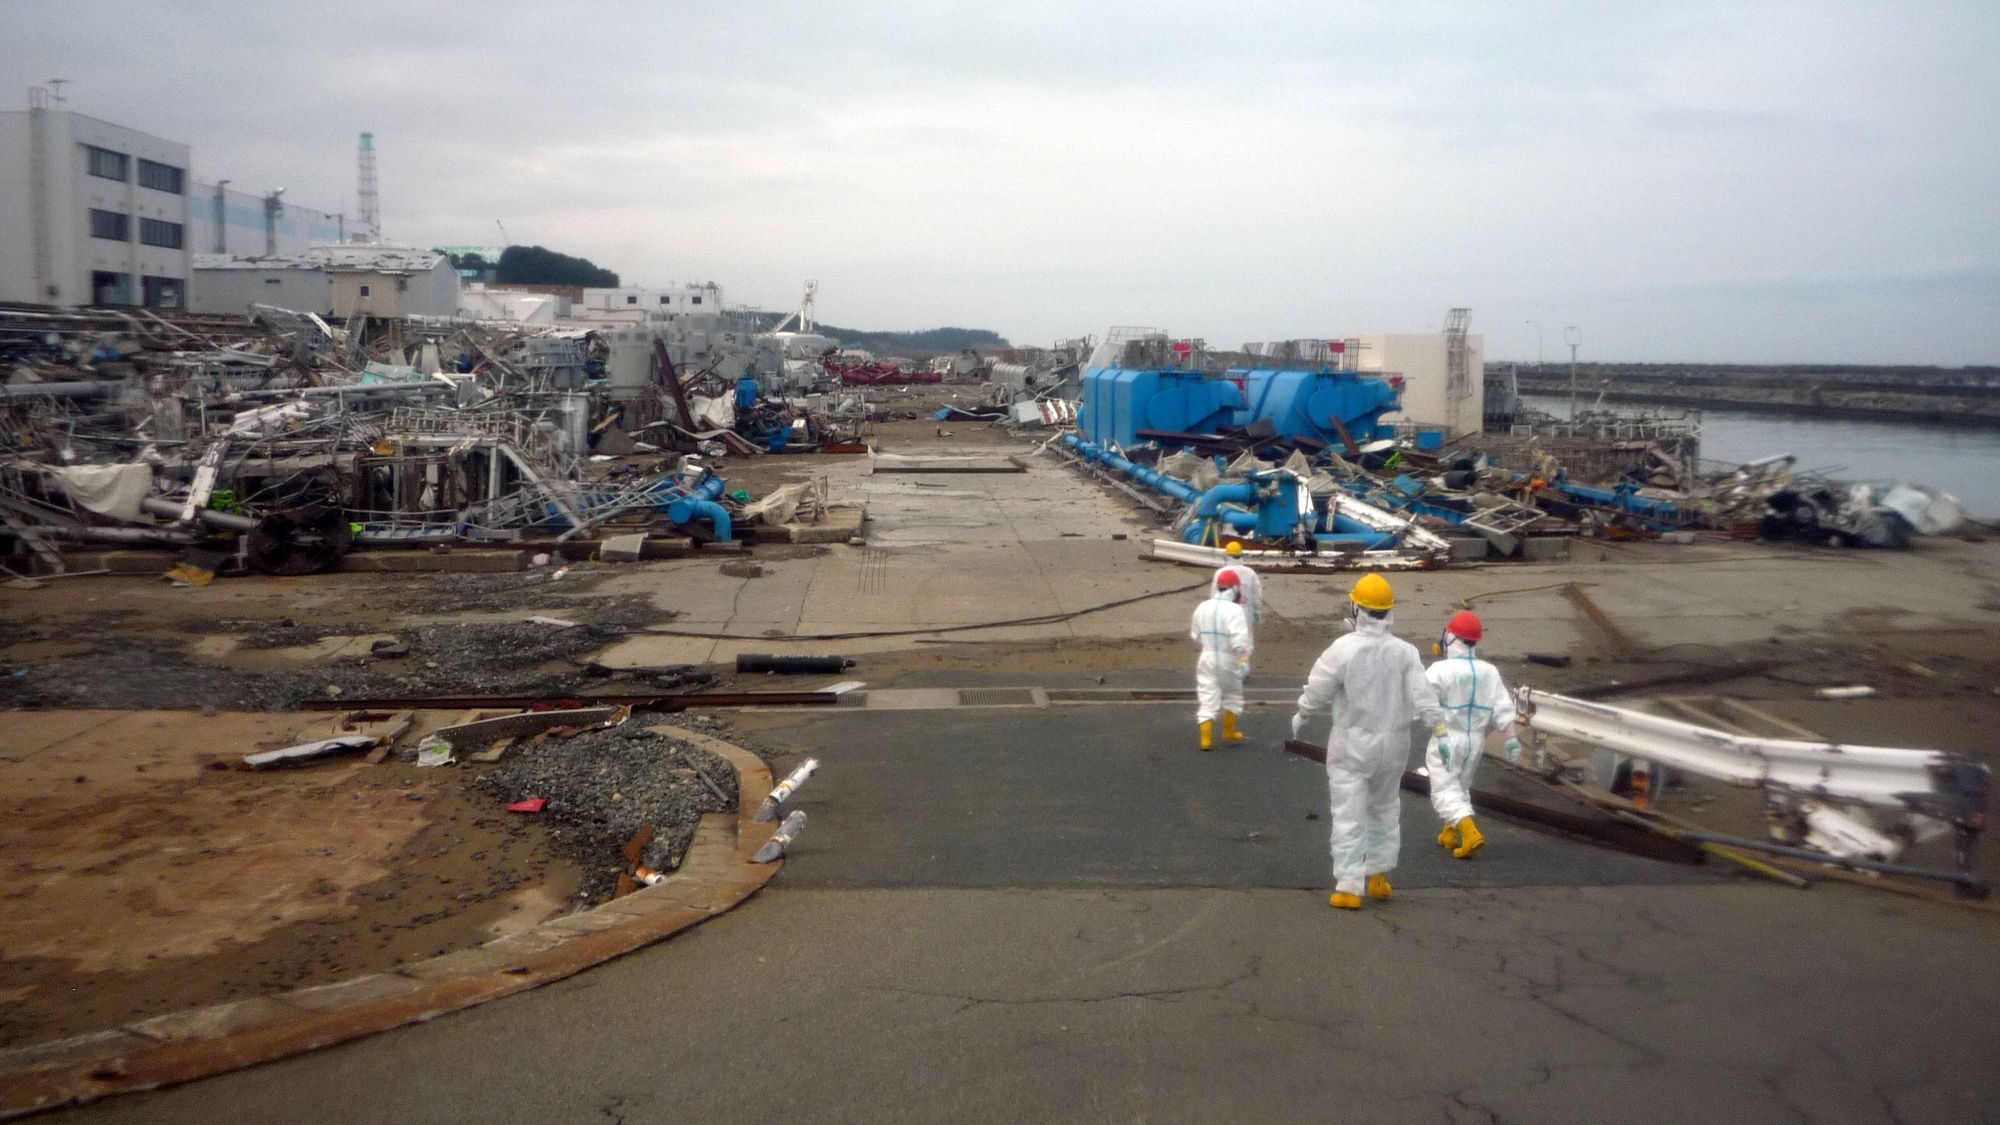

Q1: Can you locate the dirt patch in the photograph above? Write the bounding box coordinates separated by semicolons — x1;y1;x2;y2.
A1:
0;749;578;1047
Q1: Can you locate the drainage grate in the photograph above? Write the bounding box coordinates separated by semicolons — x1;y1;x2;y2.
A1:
956;687;1041;706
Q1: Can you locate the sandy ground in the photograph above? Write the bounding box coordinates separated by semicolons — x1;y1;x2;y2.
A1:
0;710;579;1046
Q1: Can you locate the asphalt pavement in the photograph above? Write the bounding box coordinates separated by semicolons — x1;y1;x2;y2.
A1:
55;702;2000;1125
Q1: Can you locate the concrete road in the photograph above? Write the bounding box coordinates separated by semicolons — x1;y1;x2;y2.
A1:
59;704;2000;1124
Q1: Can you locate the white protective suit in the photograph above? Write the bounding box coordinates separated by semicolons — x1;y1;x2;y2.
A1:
1190;592;1254;724
1423;638;1519;825
1209;563;1264;629
1295;611;1447;896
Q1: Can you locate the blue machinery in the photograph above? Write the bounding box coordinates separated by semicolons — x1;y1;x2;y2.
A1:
1060;434;1409;551
1078;366;1402;450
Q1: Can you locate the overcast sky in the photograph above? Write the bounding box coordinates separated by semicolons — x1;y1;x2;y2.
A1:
8;1;1997;363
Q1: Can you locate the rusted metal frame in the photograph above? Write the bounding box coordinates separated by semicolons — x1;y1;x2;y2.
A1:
299;690;840;712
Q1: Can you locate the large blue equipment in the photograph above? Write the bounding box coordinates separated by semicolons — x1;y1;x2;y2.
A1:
1079;368;1241;449
1059;435;1397;549
1077;366;1401;449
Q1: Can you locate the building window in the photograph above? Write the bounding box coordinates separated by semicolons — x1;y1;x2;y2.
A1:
88;208;130;241
659;296;671;305
359;284;371;297
85;146;129;181
397;278;408;291
264;278;282;286
91;271;133;305
141;276;183;308
139;218;184;249
626;295;638;305
690;296;702;305
136;159;185;194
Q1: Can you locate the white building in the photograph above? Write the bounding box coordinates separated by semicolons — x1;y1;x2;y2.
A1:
459;282;559;325
1352;332;1485;438
570;283;722;325
187;254;333;315
0;104;193;307
187;182;345;259
188;245;461;319
0;95;348;311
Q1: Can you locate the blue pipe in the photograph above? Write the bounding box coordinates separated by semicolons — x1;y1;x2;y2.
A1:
1194;481;1259;519
673;499;733;542
666;474;734;540
1063;435;1199;504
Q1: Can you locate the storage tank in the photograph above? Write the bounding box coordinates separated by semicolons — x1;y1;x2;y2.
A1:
1233;368;1401;446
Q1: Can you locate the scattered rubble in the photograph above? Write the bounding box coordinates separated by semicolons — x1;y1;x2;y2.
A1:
471;723;738;901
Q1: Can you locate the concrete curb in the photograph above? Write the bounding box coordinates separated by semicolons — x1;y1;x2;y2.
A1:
0;730;779;1120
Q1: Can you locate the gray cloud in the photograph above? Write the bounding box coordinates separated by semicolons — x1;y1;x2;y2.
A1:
5;0;1995;362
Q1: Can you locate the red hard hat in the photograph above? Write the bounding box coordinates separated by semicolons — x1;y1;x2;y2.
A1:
1216;570;1241;589
1446;611;1483;643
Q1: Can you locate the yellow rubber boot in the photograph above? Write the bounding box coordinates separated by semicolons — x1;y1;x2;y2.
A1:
1199;721;1214;751
1437;822;1460;850
1328;892;1364;910
1452;817;1485;859
1221;711;1245;743
1366;873;1393;900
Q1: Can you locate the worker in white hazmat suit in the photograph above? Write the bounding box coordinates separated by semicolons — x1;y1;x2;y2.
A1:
1291;573;1448;909
1211;541;1264;634
1423;611;1521;859
1190;569;1254;751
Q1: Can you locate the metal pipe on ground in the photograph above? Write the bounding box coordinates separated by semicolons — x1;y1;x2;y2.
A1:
1280;739;1703;864
736;654;854;674
138;496;259;532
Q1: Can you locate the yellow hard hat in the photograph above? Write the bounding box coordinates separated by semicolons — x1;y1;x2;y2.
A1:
1224;541;1244;557
1350;573;1394;612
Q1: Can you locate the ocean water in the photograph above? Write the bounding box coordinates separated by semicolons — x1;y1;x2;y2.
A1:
1517;395;2000;518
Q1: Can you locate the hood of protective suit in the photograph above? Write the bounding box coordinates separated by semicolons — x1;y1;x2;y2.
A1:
1349;609;1394;635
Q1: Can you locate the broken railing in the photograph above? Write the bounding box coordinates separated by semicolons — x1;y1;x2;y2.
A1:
1517;687;1991;895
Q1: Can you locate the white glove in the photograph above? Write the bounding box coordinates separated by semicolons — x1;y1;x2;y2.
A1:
1236;659;1251;678
1289;712;1307;740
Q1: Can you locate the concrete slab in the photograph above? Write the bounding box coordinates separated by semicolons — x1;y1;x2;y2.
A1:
276;974;425;1014
127;998;303;1043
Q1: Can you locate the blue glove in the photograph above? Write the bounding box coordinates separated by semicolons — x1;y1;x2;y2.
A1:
1504;737;1523;763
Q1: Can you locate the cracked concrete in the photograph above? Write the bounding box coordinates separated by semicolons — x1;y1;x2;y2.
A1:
48;677;2000;1124
54;884;2000;1124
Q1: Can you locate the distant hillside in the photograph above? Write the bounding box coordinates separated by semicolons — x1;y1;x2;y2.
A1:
450;245;619;288
746;314;1007;358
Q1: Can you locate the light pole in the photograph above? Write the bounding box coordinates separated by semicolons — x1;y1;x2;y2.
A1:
1525;320;1543;368
1564;325;1582;421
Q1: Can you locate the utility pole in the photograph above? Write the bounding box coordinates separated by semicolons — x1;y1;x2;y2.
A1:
1564;325;1582;421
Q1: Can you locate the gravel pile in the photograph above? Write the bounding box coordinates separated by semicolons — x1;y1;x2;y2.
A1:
471;722;738;901
0;620;708;711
